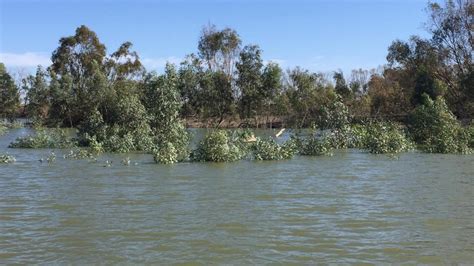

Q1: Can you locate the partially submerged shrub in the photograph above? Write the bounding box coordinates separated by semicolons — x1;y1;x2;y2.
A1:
191;130;247;162
153;142;179;164
252;138;297;160
409;96;471;153
0;154;16;163
153;122;190;163
317;97;350;130
347;124;368;149
63;149;97;160
0;123;6;135
364;122;413;154
9;128;77;149
7;121;23;129
78;109;155;153
326;126;351;149
0;121;22;135
298;135;333;156
466;125;474;148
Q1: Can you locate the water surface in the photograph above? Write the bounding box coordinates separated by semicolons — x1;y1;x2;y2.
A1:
1;128;473;264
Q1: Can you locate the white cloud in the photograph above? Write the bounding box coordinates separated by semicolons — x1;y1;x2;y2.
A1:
142;56;182;70
0;52;51;68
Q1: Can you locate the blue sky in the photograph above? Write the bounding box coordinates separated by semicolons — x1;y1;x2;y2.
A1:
0;0;429;74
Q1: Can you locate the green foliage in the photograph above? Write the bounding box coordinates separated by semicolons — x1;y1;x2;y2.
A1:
466;125;474;148
0;121;23;136
9;128;77;149
409;96;471;153
333;71;352;99
200;70;235;124
153;142;179;164
178;54;204;117
198;24;241;76
0;63;20;120
251;137;297;160
363;122;413;154
236;45;264;119
7;21;474;162
0;154;16;164
78;84;155;153
83;134;104;154
145;64;190;163
326;126;352;149
297;135;333;156
24;67;50;125
347;124;369;149
192;130;247;162
318;96;350;130
63;149;97;160
0;123;7;135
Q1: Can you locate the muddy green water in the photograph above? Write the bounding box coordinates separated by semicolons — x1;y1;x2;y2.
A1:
0;128;473;264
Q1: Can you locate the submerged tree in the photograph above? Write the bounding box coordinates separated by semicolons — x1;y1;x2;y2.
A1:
143;64;190;163
409;94;470;153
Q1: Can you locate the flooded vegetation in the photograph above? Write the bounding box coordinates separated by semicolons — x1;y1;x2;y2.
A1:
1;0;473;263
1;128;474;264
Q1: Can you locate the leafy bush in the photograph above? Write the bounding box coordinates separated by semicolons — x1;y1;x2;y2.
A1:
297;135;333;156
409;96;471;153
252;138;297;160
326;126;352;149
153;142;179;164
0;123;6;135
347;124;368;149
78;103;155;153
83;134;104;154
7;121;23;129
153;122;190;163
466;125;474;148
364;122;413;154
191;130;247;162
144;65;190;163
0;154;16;163
9;128;77;149
0;121;23;135
63;149;97;160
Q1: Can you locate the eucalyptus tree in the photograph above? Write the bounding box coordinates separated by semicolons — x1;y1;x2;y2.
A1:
23;66;50;124
427;0;473;117
286;68;330;127
236;45;264;119
198;24;241;77
428;0;472;77
178;54;205;117
261;62;283;118
333;71;352;100
105;41;145;82
0;63;20;121
387;36;447;106
49;25;108;127
199;70;235;126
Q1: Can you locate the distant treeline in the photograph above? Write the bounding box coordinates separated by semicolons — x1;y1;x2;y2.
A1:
0;0;472;128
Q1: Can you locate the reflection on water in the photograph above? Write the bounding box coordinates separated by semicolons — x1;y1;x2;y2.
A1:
1;128;473;264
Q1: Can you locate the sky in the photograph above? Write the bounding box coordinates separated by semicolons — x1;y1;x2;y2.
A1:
0;0;430;75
